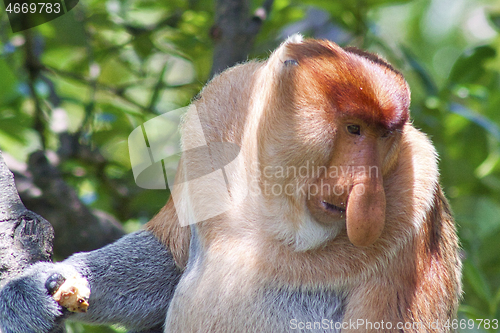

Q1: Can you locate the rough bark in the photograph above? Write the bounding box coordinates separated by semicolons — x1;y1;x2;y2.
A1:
0;150;54;287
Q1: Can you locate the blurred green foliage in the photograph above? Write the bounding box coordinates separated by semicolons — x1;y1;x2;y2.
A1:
1;0;500;331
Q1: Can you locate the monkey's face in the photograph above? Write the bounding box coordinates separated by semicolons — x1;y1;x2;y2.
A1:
305;117;402;247
258;40;410;249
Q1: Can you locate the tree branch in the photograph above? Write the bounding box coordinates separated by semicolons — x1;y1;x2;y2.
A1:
20;151;125;259
0;150;54;287
210;0;274;77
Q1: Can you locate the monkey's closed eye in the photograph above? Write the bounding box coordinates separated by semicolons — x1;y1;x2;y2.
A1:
347;124;361;135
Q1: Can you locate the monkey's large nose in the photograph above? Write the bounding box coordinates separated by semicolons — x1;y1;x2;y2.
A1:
345;178;386;247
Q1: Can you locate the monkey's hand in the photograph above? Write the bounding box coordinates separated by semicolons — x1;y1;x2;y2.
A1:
48;273;90;313
0;262;83;333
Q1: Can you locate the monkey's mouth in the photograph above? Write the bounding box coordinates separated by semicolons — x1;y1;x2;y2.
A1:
306;196;347;225
321;201;346;214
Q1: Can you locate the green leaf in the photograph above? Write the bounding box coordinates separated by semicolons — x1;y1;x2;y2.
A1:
463;260;492;304
448;46;496;84
459;304;487;320
489;12;500;31
401;46;438;96
132;33;154;59
0;59;18;105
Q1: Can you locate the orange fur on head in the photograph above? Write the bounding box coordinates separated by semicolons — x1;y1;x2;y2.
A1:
285;41;410;130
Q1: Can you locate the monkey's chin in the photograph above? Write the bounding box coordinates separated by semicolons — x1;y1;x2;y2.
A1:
294;213;345;251
288;201;346;251
293;197;347;251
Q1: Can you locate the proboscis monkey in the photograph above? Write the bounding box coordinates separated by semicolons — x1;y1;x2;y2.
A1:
0;36;461;333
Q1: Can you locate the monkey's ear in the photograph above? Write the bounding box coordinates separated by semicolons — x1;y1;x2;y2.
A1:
270;34;303;67
282;34;303;47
